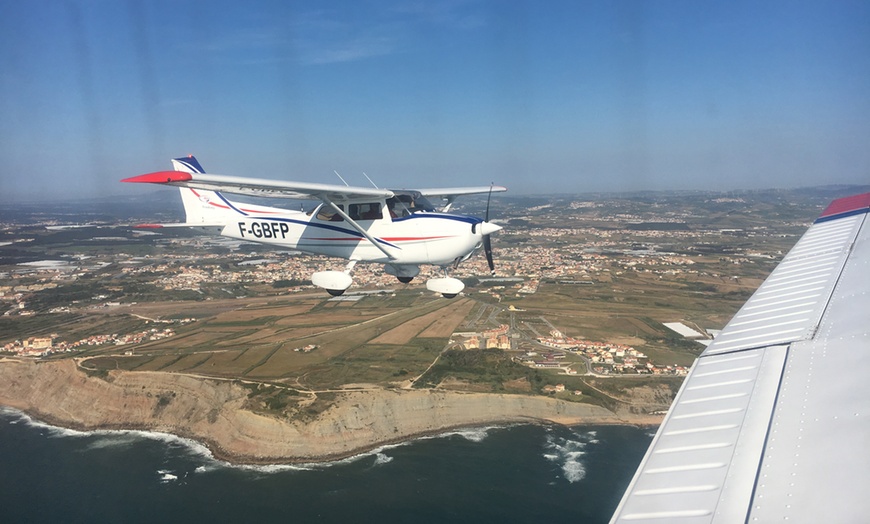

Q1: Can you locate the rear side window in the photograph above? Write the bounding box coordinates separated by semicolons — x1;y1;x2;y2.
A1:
348;203;383;220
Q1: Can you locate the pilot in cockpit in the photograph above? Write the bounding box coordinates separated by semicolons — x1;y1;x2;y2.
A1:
387;192;434;219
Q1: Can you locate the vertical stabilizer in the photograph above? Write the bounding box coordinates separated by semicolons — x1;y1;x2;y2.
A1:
170;155;238;225
171;155;206;174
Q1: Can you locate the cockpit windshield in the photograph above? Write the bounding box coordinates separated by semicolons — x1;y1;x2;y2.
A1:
386;191;435;218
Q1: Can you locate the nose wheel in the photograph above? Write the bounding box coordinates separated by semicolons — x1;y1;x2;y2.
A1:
385;264;420;284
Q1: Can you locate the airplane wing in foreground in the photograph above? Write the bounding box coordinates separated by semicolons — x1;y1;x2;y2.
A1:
611;192;870;523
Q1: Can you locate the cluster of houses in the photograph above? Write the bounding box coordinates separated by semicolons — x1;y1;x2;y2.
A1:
460;324;512;350
454;325;689;377
542;383;583;396
3;327;178;357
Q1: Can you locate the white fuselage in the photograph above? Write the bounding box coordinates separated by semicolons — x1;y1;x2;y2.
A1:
220;205;484;266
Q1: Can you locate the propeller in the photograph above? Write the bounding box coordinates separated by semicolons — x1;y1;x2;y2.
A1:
483;185;496;275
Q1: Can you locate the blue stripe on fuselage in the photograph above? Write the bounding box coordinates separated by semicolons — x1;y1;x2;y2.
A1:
246;216;400;249
392;212;482;225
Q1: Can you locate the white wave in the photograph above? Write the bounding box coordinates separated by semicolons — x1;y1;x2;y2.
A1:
560;452;587;483
543;432;589;483
84;433;147;450
420;423;514;444
230;426;509;471
0;407;315;473
373;452;393;466
441;427;491;442
0;406;23;420
235;463;312;474
158;470;178;483
2;407;64;433
306;440;411;469
25;418;91;438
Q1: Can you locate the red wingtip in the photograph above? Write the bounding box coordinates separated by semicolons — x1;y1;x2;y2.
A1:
121;171;193;184
819;192;870;218
133;224;165;229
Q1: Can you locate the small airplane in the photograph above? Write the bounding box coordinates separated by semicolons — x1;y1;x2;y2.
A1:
122;156;506;298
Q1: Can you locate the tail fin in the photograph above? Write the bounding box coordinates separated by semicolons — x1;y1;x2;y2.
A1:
171;155;237;225
171;155;206;174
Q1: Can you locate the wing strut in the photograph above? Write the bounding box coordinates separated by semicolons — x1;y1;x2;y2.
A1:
320;198;398;260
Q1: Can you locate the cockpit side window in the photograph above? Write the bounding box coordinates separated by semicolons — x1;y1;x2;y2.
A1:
387;192;435;218
387;196;411;218
412;194;435;212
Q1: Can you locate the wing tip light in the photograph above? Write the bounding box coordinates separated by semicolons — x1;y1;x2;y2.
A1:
121;171;193;184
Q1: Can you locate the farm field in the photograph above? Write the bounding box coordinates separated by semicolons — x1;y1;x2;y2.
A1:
83;293;481;388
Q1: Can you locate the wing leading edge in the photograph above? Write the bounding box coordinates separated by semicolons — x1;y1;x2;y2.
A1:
122;171;393;201
122;171;507;203
611;193;870;523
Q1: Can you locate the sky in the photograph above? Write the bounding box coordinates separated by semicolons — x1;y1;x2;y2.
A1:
1;0;869;202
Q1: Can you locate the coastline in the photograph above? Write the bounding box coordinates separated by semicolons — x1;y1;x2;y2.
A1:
0;359;662;465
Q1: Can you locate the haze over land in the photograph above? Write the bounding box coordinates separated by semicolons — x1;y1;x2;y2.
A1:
3;186;866;462
2;1;869;201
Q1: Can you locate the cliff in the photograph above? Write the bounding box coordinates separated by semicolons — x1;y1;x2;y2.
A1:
0;358;637;464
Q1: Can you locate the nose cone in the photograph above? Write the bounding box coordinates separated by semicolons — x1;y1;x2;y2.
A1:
479;221;502;236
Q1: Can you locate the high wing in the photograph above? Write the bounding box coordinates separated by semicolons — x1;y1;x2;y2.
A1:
417;186;507;198
416;186;507;212
611;192;870;523
122;171;393;201
122;171;507;202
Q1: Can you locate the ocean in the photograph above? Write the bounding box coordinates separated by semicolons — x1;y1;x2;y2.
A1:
0;407;653;523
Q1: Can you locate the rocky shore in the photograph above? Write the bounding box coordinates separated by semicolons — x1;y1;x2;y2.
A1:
0;358;659;464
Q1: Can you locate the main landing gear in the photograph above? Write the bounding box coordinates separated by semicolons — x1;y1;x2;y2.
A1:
311;261;356;297
426;277;464;298
312;262;464;299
